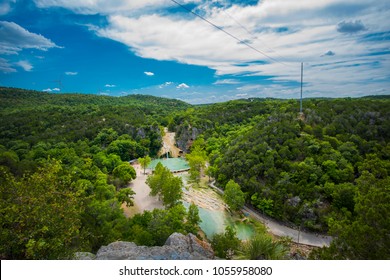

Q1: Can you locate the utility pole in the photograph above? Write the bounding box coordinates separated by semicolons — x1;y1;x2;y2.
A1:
300;62;303;114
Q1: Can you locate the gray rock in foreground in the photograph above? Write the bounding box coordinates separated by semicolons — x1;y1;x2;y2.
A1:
73;252;96;260
77;233;214;260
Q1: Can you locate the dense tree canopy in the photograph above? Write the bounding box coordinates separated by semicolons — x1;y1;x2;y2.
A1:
223;180;245;211
170;96;390;259
1;87;389;259
0;87;189;259
0;160;83;259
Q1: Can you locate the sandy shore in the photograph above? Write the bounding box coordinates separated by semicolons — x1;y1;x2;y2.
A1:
122;165;226;217
121;127;226;217
121;163;163;217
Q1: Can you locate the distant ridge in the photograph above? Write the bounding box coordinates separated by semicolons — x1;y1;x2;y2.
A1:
0;87;191;111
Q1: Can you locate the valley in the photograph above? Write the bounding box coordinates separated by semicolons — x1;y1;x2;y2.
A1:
0;87;389;260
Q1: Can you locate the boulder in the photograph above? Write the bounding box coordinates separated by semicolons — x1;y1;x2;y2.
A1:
94;233;214;260
73;252;96;260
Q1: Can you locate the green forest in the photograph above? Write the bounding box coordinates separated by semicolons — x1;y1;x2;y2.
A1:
1;87;389;259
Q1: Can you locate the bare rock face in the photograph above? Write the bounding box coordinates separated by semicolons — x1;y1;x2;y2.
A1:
76;233;214;260
73;252;96;260
175;126;201;152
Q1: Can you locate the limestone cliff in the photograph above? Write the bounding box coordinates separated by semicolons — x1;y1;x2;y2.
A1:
175;126;201;153
74;233;214;260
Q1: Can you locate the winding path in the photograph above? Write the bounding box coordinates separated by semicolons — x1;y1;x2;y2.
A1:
209;181;332;247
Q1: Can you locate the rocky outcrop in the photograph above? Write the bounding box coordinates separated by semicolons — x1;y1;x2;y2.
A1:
175;126;201;152
75;233;214;260
73;252;96;260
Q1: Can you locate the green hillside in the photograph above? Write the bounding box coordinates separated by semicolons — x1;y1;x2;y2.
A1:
1;87;389;260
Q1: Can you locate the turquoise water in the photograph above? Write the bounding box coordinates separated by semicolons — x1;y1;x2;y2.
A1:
183;202;254;240
226;216;255;240
148;158;190;172
148;158;254;240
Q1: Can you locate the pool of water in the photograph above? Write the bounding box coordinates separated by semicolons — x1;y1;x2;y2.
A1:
183;202;254;240
226;216;255;240
148;158;190;172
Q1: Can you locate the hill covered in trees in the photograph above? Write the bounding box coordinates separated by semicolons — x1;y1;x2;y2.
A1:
172;96;390;259
0;87;389;259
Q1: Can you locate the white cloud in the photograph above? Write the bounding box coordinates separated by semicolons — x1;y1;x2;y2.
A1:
0;58;16;73
33;0;202;15
16;60;33;72
32;0;390;99
236;93;248;97
43;87;60;92
65;71;78;75
107;1;386;86
0;0;16;15
144;71;154;76
177;83;190;89
105;84;116;87
158;81;173;88
0;21;59;55
214;79;241;85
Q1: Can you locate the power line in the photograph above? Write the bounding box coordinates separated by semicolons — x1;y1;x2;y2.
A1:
169;0;290;66
217;1;295;67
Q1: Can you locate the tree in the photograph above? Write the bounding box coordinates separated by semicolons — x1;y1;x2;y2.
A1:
211;226;241;259
223;180;245;211
0;161;83;259
93;152;121;173
112;163;136;188
94;128;118;147
206;165;217;182
161;176;183;208
186;145;206;185
146;162;183;208
116;188;135;207
138;155;151;175
146;162;167;198
125;203;201;247
185;202;201;233
251;193;274;216
108;139;146;161
237;234;288;260
312;172;390;259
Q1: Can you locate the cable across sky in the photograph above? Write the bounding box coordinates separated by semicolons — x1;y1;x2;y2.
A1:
169;0;292;67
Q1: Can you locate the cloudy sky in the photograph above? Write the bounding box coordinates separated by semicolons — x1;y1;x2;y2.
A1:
0;0;389;103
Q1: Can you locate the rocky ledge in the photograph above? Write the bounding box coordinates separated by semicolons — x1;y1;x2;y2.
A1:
75;233;214;260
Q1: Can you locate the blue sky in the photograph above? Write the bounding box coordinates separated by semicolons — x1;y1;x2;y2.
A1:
0;0;389;104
